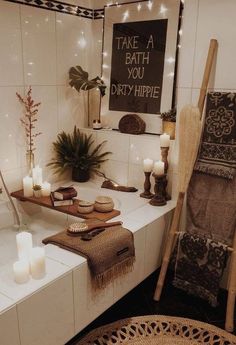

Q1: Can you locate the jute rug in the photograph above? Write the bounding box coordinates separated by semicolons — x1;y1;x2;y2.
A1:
76;315;236;345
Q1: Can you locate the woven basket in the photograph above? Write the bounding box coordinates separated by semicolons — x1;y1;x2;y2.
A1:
118;114;146;134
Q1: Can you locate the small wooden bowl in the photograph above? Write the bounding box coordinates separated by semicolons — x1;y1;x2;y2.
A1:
77;200;94;214
94;196;114;213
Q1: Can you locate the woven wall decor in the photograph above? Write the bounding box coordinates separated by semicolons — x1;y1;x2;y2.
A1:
118;114;146;134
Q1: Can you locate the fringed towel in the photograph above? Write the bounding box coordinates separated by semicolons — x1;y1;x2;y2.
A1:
173;232;228;307
187;172;236;246
43;225;135;289
194;92;236;179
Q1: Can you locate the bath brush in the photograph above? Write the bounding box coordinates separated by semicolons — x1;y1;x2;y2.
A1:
67;220;122;235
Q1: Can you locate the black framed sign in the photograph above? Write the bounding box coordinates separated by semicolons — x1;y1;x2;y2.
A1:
101;0;181;134
109;19;168;114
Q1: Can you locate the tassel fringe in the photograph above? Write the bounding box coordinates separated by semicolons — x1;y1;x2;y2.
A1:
92;256;135;290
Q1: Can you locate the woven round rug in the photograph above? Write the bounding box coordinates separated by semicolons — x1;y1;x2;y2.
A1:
76;315;236;345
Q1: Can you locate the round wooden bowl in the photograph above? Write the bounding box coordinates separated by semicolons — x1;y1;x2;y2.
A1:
94;196;114;213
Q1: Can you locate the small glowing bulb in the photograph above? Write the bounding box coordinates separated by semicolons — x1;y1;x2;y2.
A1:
78;37;87;48
103;51;108;57
137;3;142;11
27;72;32;76
179;29;183;36
167;57;175;64
160;4;167;14
102;64;109;69
178;44;181;49
147;1;153;10
122;10;129;21
168;72;174;78
28;61;34;65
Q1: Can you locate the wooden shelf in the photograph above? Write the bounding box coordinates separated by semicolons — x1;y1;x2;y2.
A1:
11;190;120;222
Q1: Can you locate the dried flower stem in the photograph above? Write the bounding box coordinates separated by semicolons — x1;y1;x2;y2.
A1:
16;86;42;153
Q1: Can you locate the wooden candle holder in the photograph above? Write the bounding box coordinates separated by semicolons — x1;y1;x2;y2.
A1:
160;147;169;174
149;174;167;206
140;172;154;199
161;147;171;200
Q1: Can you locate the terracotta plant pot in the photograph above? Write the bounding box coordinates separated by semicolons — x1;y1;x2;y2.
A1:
72;168;90;182
162;121;176;140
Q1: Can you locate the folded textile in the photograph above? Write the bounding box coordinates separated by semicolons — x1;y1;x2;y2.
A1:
43;224;135;289
187;172;236;246
173;232;228;307
194;92;236;179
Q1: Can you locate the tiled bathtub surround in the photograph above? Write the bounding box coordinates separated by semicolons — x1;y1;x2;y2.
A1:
0;182;176;345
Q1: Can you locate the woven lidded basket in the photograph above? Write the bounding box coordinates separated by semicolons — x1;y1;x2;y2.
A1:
118;114;146;134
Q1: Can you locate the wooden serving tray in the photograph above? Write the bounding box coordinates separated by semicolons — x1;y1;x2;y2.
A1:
11;190;120;221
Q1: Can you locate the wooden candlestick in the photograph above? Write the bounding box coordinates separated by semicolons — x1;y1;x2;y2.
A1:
140;172;154;199
160;146;169;174
161;147;171;200
149;174;167;206
163;174;171;201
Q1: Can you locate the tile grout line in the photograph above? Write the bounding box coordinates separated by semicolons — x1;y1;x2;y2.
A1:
19;3;26;92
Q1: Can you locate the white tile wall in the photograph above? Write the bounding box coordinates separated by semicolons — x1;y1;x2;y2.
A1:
0;3;24;86
0;0;94;197
21;6;57;86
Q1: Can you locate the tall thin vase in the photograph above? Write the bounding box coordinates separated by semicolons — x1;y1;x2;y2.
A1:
26;150;35;176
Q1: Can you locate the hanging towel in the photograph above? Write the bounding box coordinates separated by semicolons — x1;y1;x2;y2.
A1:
173;232;228;307
194;92;236;179
43;224;135;289
187;172;236;246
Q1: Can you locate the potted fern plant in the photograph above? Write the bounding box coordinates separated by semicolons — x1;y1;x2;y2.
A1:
48;127;111;182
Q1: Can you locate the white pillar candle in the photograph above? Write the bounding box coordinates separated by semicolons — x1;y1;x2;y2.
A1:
16;231;33;260
23;176;33;197
41;181;51;197
143;158;154;172
13;260;30;284
32;165;43;186
160;133;170;147
153;161;165;175
30;247;46;279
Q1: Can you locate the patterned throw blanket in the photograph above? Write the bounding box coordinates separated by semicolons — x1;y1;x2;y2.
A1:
194;92;236;179
173;232;228;307
43;225;135;289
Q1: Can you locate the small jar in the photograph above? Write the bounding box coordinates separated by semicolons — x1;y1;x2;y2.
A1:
33;189;41;198
77;200;94;214
94;196;114;213
93;119;102;130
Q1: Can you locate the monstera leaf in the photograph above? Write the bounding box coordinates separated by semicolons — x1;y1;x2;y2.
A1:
69;66;106;97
